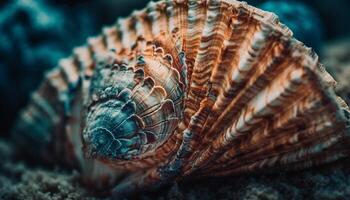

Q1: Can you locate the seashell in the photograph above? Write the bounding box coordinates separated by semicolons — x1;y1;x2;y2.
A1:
13;0;350;197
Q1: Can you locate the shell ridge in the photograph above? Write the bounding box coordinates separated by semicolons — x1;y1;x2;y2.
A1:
207;109;342;172
192;62;310;169
12;0;350;196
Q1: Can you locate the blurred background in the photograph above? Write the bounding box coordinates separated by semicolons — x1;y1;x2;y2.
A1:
1;0;350;135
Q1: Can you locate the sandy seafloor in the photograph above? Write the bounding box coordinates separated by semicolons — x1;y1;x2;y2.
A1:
0;39;350;200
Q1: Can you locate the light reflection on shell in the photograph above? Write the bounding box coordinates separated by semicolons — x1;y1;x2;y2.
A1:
13;0;350;196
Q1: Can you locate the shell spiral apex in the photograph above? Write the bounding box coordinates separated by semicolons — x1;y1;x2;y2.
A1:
12;0;350;197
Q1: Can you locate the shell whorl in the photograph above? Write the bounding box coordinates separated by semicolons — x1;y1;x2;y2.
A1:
13;0;350;194
82;44;185;161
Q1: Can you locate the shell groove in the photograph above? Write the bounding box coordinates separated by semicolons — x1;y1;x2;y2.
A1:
13;0;350;196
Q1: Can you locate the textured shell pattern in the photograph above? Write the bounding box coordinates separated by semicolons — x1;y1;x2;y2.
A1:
13;0;350;195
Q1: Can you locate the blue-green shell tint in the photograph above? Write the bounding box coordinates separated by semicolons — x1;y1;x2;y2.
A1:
84;97;144;160
81;46;184;161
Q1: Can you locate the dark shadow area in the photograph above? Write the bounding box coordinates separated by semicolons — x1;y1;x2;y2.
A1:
1;1;350;199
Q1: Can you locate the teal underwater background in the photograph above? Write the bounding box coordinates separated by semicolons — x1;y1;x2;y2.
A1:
1;0;350;134
0;1;350;199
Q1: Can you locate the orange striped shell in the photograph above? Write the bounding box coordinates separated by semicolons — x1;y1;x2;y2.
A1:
13;0;350;196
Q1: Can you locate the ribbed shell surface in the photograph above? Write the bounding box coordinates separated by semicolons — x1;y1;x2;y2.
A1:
13;0;350;195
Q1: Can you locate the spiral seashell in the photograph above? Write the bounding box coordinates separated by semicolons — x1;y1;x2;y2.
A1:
13;0;350;197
